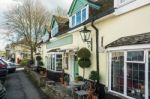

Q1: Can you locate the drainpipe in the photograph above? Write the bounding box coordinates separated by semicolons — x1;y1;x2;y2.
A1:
91;20;100;83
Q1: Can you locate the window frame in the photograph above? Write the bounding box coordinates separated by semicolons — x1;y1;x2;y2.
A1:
69;5;89;28
51;24;59;37
118;0;136;7
47;52;63;72
109;50;148;99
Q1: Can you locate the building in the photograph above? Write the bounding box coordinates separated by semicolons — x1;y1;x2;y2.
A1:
40;0;150;98
5;43;30;64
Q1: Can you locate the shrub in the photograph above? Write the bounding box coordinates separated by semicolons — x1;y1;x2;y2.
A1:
78;58;91;68
89;71;100;81
36;56;42;61
77;47;91;58
38;61;44;66
64;75;69;83
20;59;29;66
75;76;83;81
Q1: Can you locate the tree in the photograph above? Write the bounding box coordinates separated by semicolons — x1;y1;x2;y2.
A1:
4;0;50;60
77;47;91;79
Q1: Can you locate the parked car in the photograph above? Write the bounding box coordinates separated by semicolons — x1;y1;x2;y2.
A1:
0;59;7;83
0;81;6;99
2;60;16;73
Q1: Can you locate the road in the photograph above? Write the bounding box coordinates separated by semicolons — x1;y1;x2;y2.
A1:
5;70;45;99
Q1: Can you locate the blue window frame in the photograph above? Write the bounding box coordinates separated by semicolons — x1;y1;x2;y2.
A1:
76;11;81;25
82;8;86;22
72;15;75;27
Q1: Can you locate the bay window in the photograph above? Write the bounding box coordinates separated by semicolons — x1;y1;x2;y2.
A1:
110;50;148;98
47;53;63;71
111;52;124;93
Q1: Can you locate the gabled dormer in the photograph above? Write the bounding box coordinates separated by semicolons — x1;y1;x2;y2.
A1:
42;26;51;42
50;15;69;37
68;0;101;28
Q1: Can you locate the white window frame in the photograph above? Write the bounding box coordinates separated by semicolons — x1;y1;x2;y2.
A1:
118;0;136;7
51;25;58;37
47;52;63;72
108;49;149;99
69;5;89;28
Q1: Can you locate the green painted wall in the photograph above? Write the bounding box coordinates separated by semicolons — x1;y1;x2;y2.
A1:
46;35;73;49
71;0;87;15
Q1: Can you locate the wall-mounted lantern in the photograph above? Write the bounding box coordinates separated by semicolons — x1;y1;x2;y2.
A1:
80;26;92;50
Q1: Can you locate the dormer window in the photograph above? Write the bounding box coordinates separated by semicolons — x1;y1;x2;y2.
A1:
51;25;58;37
82;8;87;22
70;5;89;28
76;11;81;25
72;15;75;27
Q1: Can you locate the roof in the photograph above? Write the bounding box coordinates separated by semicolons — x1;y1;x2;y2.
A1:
105;32;150;48
68;0;101;16
53;15;69;25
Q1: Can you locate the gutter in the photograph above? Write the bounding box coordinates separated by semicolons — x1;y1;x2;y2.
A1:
91;20;100;83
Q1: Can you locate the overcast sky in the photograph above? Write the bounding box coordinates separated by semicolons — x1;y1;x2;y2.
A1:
0;0;73;51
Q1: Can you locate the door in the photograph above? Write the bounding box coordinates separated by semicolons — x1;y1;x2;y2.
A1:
69;55;74;81
69;55;79;81
74;55;79;78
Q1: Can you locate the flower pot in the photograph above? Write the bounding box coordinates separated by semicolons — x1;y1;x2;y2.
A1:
64;81;68;87
60;78;64;84
92;94;97;99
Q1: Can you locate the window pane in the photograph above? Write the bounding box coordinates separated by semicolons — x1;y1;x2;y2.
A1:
82;8;86;22
127;51;144;61
111;52;124;93
76;11;81;25
56;54;62;71
72;15;75;27
127;63;145;98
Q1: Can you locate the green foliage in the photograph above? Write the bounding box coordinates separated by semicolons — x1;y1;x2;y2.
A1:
75;76;83;81
38;61;44;66
64;75;69;83
20;58;29;66
77;47;91;58
89;71;99;81
78;58;91;68
36;56;42;61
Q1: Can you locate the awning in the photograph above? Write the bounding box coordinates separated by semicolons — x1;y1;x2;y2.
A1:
105;32;150;48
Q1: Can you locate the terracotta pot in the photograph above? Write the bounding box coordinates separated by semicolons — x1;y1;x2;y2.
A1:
64;81;68;87
60;78;64;84
92;94;97;99
40;71;44;75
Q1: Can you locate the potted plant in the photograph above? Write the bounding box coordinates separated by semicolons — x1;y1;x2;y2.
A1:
64;75;69;87
89;71;100;99
89;71;99;82
75;76;83;82
60;69;64;84
77;47;91;79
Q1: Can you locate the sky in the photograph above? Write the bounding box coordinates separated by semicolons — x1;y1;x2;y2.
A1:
0;0;73;51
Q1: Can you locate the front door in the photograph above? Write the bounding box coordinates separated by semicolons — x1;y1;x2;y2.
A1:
69;55;79;81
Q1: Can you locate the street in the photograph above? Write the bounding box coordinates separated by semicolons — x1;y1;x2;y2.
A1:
5;70;45;99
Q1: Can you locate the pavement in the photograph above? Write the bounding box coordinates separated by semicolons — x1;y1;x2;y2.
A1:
5;70;44;99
